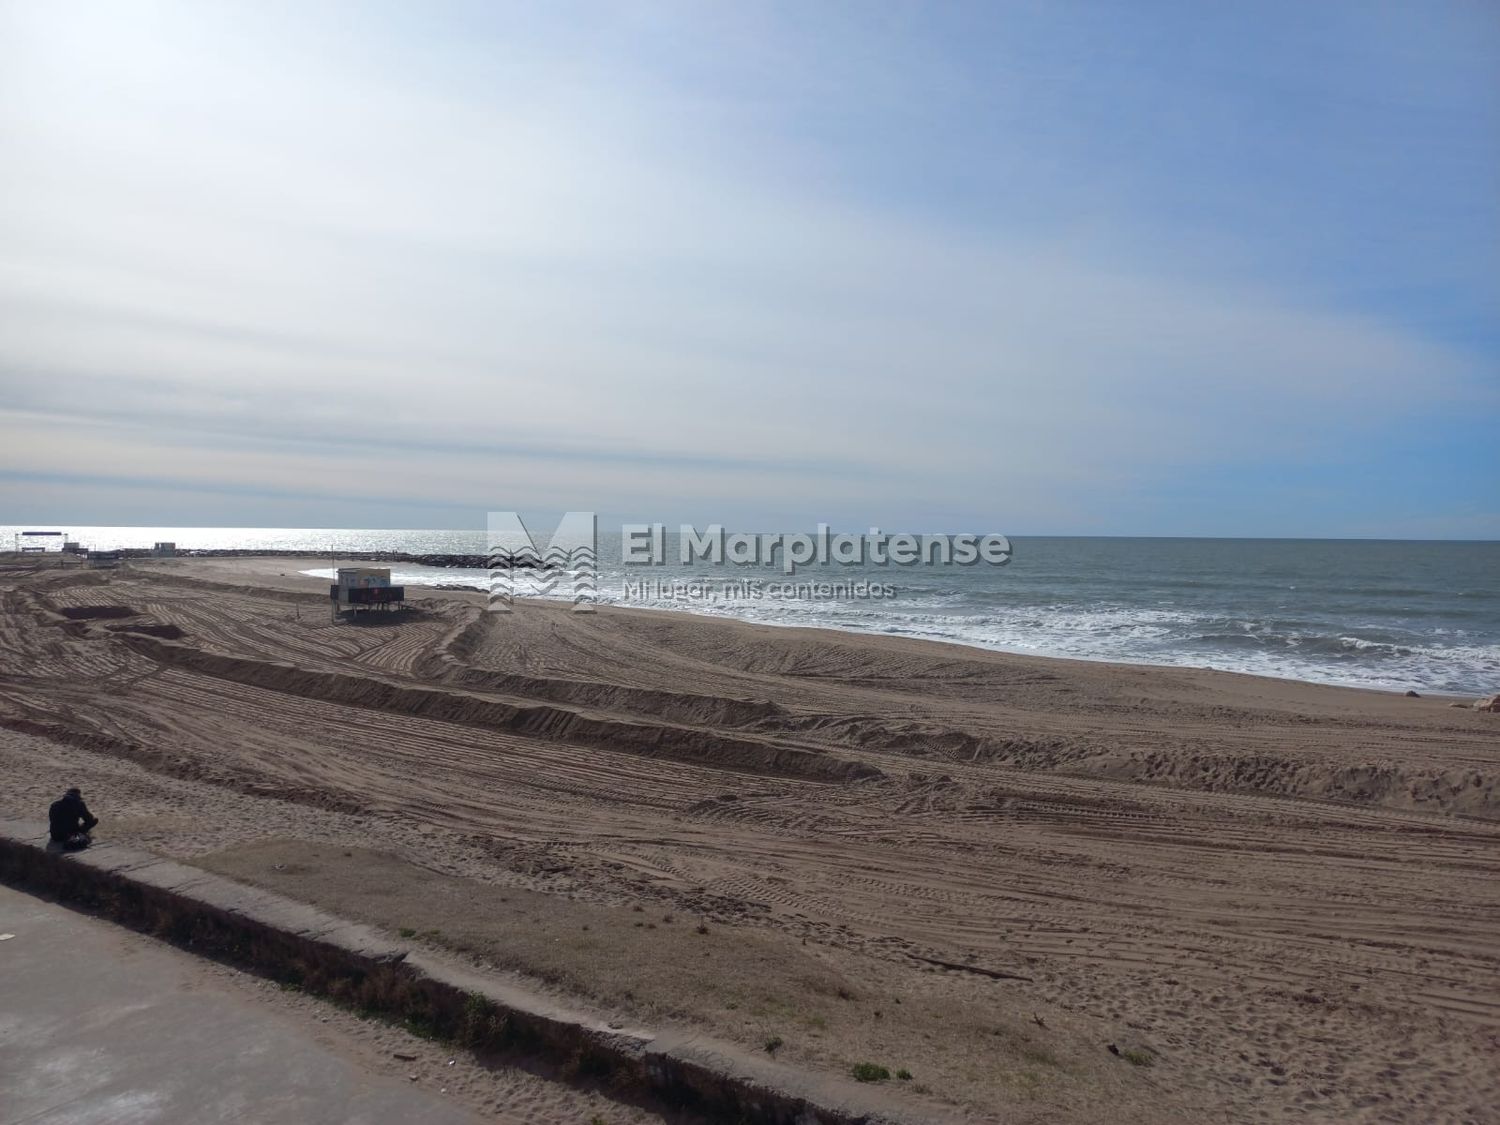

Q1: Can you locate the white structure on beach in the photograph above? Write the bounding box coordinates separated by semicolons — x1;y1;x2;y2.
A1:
330;567;406;614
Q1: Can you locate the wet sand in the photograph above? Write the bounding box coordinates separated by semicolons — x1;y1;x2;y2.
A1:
1;554;1496;1122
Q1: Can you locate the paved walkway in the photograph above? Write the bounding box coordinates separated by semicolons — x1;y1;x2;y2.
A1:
0;884;476;1125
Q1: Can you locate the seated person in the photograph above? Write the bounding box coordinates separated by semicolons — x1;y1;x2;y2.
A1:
48;786;99;850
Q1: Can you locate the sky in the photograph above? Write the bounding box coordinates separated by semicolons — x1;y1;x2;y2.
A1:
0;0;1495;537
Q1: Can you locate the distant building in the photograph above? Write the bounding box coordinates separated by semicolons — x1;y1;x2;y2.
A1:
18;530;63;554
153;542;176;557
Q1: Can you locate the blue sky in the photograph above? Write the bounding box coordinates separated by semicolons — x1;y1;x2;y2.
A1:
0;1;1495;536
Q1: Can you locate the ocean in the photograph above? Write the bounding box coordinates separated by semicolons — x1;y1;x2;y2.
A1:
8;526;1497;695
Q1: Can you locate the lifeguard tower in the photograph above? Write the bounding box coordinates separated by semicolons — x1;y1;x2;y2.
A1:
330;567;406;616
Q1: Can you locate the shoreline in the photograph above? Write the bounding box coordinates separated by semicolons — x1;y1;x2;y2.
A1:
14;546;1494;697
189;552;1491;702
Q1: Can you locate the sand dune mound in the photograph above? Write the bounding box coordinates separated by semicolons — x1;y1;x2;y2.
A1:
56;604;138;621
422;608;795;726
426;594;1500;817
104;621;186;640
135;567;332;605
1084;744;1497;819
115;632;879;784
439;663;789;729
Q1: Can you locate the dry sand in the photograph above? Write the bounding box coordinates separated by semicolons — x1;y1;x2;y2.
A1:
1;553;1496;1123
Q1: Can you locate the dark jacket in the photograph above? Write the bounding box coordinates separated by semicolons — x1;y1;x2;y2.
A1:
48;793;98;843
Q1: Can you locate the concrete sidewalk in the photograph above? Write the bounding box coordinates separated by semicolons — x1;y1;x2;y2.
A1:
0;884;476;1125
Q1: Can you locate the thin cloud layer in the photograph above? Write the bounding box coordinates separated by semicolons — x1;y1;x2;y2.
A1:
1;2;1494;534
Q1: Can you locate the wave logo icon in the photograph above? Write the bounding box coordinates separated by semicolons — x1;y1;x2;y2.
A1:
487;511;597;613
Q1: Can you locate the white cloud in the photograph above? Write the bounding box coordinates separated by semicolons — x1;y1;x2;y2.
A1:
0;2;1492;532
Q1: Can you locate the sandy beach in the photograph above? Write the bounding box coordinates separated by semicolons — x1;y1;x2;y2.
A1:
1;553;1496;1123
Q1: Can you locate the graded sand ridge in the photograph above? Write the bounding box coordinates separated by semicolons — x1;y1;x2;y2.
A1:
1;554;1496;1123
